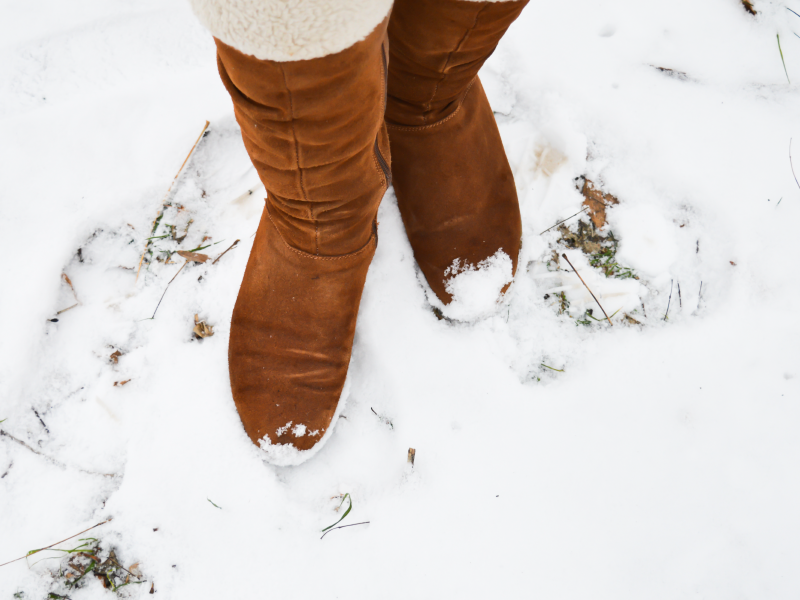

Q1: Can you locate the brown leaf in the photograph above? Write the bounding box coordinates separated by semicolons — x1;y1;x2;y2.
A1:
114;379;131;387
176;251;209;263
110;350;123;364
150;582;155;594
624;314;643;326
730;261;737;266
407;447;416;467
193;321;214;338
581;179;619;229
742;0;756;15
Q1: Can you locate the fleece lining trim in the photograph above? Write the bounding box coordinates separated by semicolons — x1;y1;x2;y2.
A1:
188;0;393;61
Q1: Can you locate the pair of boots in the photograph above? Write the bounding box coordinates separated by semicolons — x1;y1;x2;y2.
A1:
206;0;528;464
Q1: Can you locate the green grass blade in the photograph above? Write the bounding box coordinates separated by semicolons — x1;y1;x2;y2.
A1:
778;34;791;84
114;581;145;591
322;493;352;532
67;560;95;588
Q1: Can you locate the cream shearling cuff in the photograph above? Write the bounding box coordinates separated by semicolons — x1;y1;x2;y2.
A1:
188;0;394;62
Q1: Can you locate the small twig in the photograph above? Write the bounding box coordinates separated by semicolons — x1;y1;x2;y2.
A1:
320;522;370;540
664;279;673;321
560;254;613;326
0;519;113;568
0;431;116;478
32;408;49;434
108;556;142;581
149;261;188;320
211;239;240;265
677;282;682;308
787;6;800;19
541;364;564;372
136;121;210;282
790;139;800;192
370;407;394;430
539;207;589;235
55;303;79;316
697;281;703;311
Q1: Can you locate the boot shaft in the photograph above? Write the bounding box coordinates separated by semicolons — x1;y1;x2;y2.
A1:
387;0;529;127
216;19;391;256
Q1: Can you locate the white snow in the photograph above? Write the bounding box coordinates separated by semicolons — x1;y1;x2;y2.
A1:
437;250;514;321
612;203;680;282
2;0;800;598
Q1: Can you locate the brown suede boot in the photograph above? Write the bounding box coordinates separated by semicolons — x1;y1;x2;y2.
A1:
386;0;528;313
216;20;391;465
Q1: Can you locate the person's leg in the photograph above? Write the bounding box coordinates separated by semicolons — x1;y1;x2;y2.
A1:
188;0;392;464
386;0;529;310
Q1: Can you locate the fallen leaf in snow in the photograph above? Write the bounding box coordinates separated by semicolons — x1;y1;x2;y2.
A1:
652;66;689;81
193;315;214;338
114;379;131;387
110;350;123;364
742;0;756;15
581;179;619;229
624;314;643;326
176;250;209;263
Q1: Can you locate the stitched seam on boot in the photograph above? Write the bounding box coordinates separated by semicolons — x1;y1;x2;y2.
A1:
372;153;387;188
266;206;377;261
279;63;319;256
423;3;488;125
386;78;477;132
373;42;389;188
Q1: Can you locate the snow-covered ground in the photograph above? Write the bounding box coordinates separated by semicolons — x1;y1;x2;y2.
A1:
2;0;800;597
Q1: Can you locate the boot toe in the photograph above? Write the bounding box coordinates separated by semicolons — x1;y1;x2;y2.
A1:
388;79;522;319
